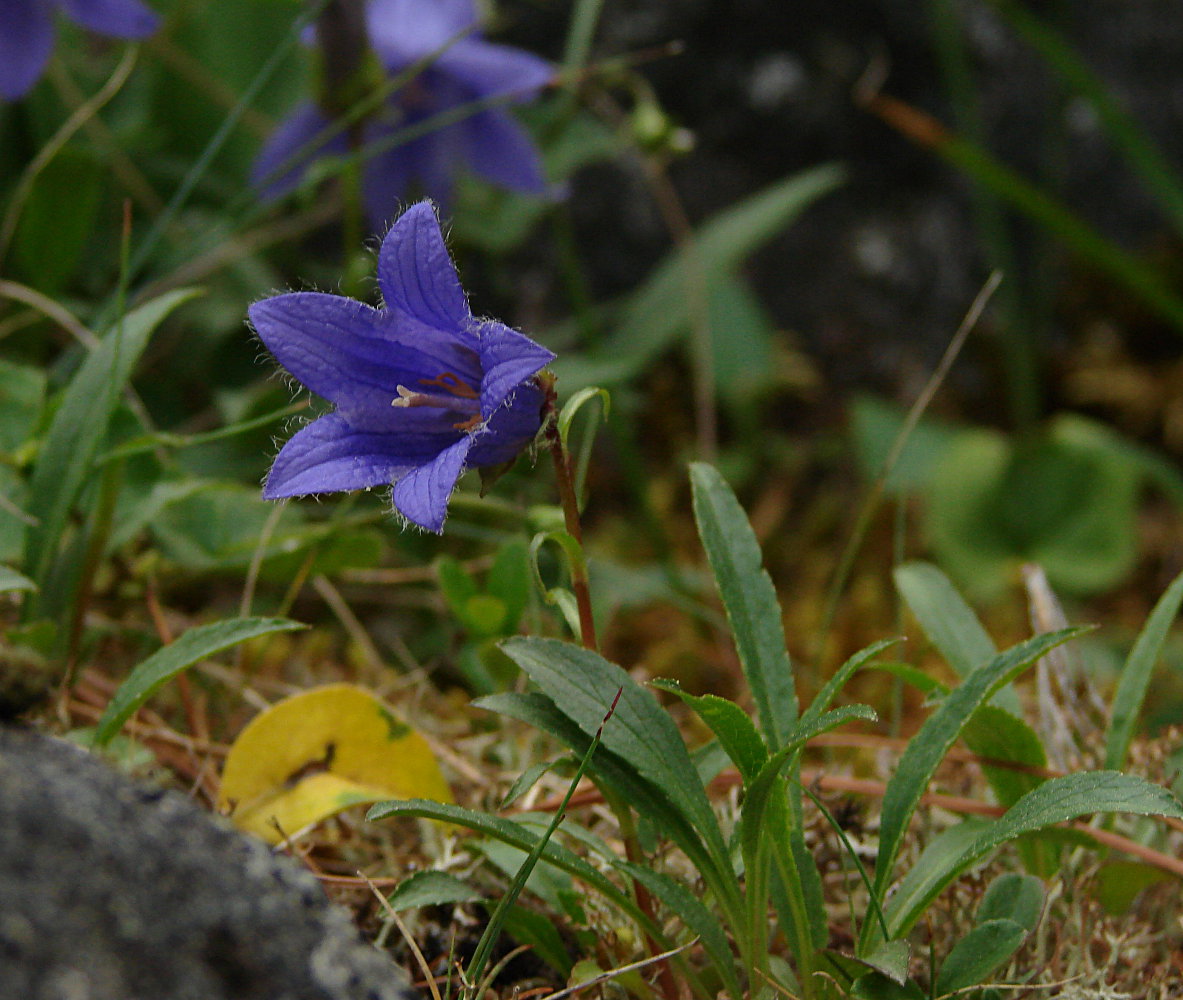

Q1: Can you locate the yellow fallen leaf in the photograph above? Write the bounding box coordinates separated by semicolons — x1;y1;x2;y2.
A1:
219;683;453;843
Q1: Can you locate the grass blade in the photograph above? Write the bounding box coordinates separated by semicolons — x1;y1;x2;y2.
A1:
93;616;304;746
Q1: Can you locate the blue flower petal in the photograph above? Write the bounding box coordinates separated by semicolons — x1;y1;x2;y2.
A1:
476;321;555;418
252;102;344;201
437;38;553;100
392;434;473;532
62;0;158;36
250;291;481;415
0;0;54;101
378;202;473;334
264;413;441;498
367;0;477;64
469;381;545;466
463;110;549;194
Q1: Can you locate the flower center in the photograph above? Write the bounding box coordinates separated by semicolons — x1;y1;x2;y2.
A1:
391;371;481;430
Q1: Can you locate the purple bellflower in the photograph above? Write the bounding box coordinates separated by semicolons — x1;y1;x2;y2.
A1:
0;0;158;101
250;201;555;533
252;0;554;226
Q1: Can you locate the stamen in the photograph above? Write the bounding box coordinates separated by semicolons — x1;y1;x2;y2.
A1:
391;384;422;407
419;371;478;400
452;414;482;432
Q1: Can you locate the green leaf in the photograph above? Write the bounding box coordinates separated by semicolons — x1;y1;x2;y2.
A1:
934;920;1027;995
552;165;844;391
690;462;797;747
93;617;305;746
13;150;105;293
366;798;656;936
885;772;1183;938
1105;567;1183;770
652;681;768;785
0;359;45;455
927;428;1140;600
384;870;482;911
961;705;1053;874
893;561;998;680
0;566;37;593
500;761;562;810
487;541;530;633
868;628;1086;928
496;904;573;976
1092;861;1174;915
977;873;1044;931
24;289;201;599
849;395;957;496
707;276;778;409
617;862;742;1000
477;691;716;878
802;638;899;726
499;637;728;864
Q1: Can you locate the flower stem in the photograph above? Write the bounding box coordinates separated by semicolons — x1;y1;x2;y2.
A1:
540;375;598;653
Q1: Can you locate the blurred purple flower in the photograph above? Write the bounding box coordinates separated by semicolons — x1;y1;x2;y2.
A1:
0;0;158;101
252;0;554;225
250;201;554;533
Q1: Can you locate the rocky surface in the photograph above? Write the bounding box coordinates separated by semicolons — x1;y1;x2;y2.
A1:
0;725;418;1000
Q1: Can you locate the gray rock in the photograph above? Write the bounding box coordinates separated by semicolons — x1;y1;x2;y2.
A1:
0;725;418;1000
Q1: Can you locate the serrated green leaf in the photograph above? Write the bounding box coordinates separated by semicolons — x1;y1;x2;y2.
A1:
690;462;797;747
476;691;716;879
1106;567;1183;770
24;288;201;601
94;616;305;746
499;637;728;865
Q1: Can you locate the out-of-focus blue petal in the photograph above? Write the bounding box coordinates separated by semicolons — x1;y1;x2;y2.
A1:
62;0;158;36
367;0;476;64
392;434;473;532
264;413;435;498
476;320;556;418
463;110;548;194
361;132;415;229
438;38;553;100
469;381;545;466
377;201;472;333
250;292;479;410
0;0;54;101
252;102;345;201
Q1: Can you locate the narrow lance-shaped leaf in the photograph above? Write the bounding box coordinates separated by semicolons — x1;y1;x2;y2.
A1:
867;626;1088;941
1105;568;1183;770
499;637;730;867
477;690;720;885
94;617;304;746
894;561;1020;714
691;462;798;747
653;680;768;785
366;799;664;944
